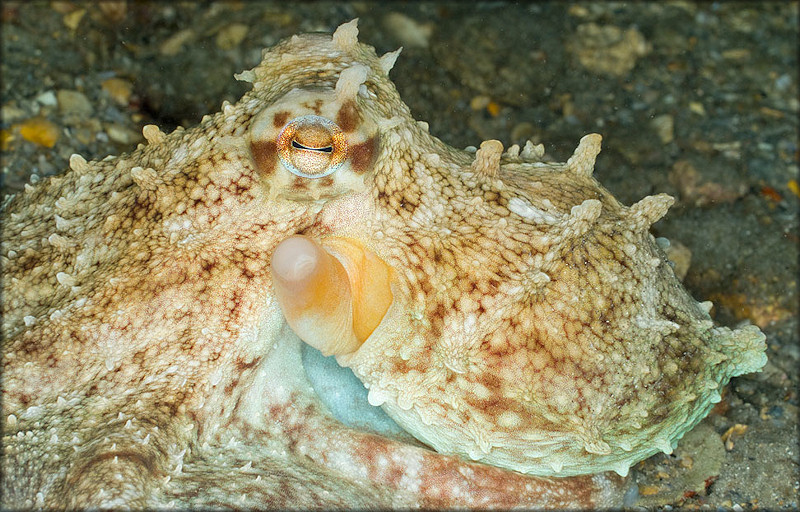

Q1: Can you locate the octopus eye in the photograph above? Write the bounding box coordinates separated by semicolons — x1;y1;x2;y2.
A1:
277;115;347;178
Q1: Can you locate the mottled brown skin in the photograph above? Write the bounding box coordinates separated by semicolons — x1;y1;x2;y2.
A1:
1;21;763;509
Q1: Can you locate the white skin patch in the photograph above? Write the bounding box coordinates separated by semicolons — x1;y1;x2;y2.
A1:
507;197;562;224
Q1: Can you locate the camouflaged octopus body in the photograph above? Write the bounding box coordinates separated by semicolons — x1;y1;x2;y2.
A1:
253;22;767;478
1;20;766;508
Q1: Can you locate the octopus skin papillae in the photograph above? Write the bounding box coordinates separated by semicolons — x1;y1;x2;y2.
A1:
1;20;767;509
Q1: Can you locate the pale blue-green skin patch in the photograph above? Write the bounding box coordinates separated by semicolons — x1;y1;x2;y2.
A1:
301;342;412;441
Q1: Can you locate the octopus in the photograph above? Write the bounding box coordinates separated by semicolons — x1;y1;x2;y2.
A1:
1;20;767;509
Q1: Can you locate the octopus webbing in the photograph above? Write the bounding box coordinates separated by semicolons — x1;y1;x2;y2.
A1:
1;20;767;509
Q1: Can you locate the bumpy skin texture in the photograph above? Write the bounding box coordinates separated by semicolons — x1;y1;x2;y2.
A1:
1;21;765;509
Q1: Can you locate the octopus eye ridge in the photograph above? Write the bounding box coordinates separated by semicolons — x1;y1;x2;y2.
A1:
278;114;347;179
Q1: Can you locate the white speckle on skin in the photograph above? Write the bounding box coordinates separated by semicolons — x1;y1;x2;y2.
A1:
56;272;76;287
498;411;522;428
168;147;188;169
507;197;562;224
463;313;477;334
367;387;389;407
209;368;223;387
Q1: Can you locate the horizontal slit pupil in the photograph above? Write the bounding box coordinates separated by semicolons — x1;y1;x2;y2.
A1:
292;140;334;153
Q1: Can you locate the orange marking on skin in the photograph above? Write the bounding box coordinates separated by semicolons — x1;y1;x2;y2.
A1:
273;111;291;129
290;177;309;191
249;140;277;176
336;100;360;133
301;99;324;114
349;137;377;175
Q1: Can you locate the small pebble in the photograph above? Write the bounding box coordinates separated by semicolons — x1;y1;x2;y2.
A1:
639;485;660;496
216;23;249;50
51;2;77;14
62;8;85;31
651;114;674;144
774;73;792;91
567;5;590;17
689;102;706;115
510;122;536;144
72;119;102;145
97;1;127;24
160;29;195;57
382;12;432;48
101;78;133;106
18;117;59;148
569;23;650;76
1;128;13;151
2;104;28;123
35;91;57;107
787;179;800;198
486;101;501;117
105;123;140;145
722;48;750;60
664;240;692;281
469;95;491;111
57;90;93;117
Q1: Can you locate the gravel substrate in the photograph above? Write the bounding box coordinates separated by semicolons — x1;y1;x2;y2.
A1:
2;2;797;509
